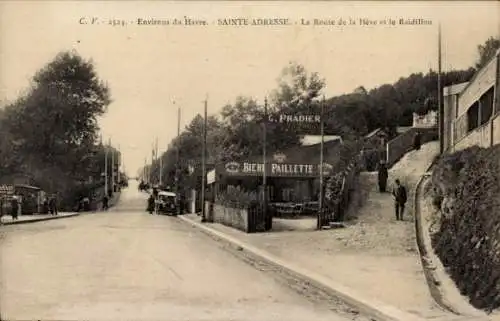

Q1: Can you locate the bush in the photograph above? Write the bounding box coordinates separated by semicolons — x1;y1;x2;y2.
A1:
215;185;259;209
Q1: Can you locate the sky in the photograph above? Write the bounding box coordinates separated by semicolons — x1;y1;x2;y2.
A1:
1;1;499;176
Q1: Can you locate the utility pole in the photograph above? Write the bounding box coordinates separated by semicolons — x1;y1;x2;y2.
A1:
159;152;163;186
438;22;443;154
318;96;325;229
176;106;181;215
151;142;155;185
262;98;268;222
155;137;159;185
201;98;208;222
104;138;110;195
111;140;115;193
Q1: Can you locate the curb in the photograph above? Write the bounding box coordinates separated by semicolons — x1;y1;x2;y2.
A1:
413;174;459;314
178;215;428;321
1;213;81;226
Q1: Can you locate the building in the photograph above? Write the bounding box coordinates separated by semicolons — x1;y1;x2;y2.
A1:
205;138;344;204
442;49;500;152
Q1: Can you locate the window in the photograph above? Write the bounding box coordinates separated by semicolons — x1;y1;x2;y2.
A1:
467;101;480;132
479;86;494;125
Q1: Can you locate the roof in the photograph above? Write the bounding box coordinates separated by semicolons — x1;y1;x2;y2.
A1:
365;128;388;139
458;50;499;100
300;135;342;146
15;184;41;190
443;82;469;96
396;126;413;134
158;191;176;197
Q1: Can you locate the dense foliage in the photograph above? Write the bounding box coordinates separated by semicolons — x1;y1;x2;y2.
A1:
0;51;119;209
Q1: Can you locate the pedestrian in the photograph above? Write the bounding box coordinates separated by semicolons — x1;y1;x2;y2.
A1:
83;197;90;211
413;131;421;151
147;194;155;214
102;194;109;211
43;197;49;214
392;179;407;221
11;196;19;220
377;161;388;192
49;195;58;215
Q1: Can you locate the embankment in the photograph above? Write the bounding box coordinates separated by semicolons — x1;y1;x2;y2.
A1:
429;144;500;312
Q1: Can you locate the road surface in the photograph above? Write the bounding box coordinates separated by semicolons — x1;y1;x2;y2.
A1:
0;181;363;321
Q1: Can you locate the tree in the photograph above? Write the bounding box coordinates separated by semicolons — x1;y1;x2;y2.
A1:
271;62;325;110
1;50;112;194
475;36;500;70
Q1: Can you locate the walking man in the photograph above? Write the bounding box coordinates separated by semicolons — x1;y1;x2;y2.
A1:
392;179;407;221
377;161;388;192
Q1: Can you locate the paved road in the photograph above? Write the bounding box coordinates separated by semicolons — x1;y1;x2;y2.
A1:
0;181;360;321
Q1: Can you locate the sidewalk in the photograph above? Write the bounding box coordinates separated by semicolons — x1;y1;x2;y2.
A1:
182;213;451;320
1;212;80;225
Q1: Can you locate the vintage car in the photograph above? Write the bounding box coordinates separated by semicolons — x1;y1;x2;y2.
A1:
155;191;177;215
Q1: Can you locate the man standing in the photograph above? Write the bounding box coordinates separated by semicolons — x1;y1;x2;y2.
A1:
392;179;407;221
413;131;421;151
11;195;19;220
102;194;109;211
49;195;58;215
377;161;388;192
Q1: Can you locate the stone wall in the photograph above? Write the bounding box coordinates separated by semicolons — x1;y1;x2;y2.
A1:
430;144;500;311
207;202;271;233
386;127;438;167
212;203;249;232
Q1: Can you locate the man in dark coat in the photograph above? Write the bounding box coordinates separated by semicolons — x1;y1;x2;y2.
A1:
147;194;155;214
392;179;407;221
102;195;109;210
11;196;19;220
377;161;388;192
413;131;421;151
49;195;58;215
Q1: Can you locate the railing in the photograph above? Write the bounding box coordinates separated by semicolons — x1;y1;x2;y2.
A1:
317;152;360;228
453;111;500;151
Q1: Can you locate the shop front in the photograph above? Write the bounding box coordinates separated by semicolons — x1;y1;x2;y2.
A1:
213;160;332;203
207;139;343;219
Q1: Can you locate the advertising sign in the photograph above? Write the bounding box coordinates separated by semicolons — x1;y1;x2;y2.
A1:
268;114;321;124
222;161;333;177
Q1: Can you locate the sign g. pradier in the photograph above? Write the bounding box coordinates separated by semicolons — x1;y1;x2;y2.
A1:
268;114;321;124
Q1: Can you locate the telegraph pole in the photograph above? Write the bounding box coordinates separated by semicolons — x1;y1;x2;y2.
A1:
317;96;325;230
111;140;115;193
263;98;268;220
159;152;163;186
155;137;159;185
104;138;110;195
201;98;208;222
176;106;181;215
438;22;443;154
